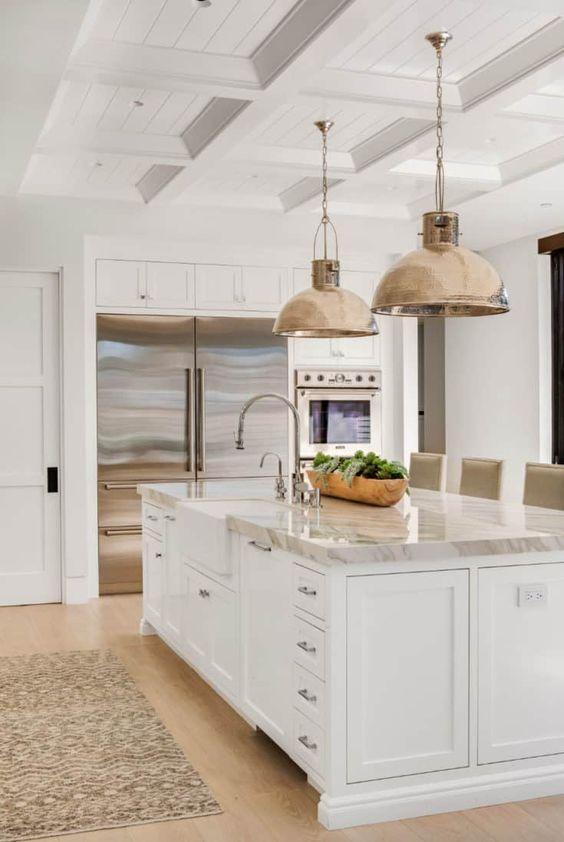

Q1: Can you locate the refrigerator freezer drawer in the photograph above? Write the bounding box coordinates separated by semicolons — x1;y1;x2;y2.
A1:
98;482;141;527
98;527;142;594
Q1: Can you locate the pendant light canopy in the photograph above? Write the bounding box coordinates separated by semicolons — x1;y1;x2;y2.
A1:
371;32;509;317
273;121;379;337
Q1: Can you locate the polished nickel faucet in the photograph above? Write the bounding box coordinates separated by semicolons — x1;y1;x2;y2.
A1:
235;393;318;506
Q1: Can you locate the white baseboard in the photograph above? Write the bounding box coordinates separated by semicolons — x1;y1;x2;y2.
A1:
63;577;90;604
318;763;564;829
139;617;157;636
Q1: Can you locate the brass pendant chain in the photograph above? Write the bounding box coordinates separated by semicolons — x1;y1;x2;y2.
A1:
320;124;329;259
434;42;445;214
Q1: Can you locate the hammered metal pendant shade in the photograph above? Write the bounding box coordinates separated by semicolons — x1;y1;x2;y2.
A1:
273;121;379;338
372;212;509;317
371;33;510;319
274;259;379;336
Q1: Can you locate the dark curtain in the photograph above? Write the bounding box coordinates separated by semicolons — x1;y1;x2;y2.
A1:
551;250;564;463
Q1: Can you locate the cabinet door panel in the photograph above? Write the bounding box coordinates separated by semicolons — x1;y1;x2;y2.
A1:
146;262;195;309
241;540;292;743
181;566;209;669
96;260;146;307
195;265;241;310
241;267;288;312
208;580;238;698
162;515;183;647
347;570;469;782
143;533;163;630
478;563;564;764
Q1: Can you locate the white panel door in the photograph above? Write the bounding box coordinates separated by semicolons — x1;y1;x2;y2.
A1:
207;576;239;699
161;513;184;647
146;262;195;309
241;266;289;312
96;260;146;307
0;270;61;605
240;540;293;742
478;563;564;764
142;532;163;630
194;264;241;310
181;565;210;670
347;570;469;781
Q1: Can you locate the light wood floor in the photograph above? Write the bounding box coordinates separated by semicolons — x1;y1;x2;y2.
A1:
3;595;564;842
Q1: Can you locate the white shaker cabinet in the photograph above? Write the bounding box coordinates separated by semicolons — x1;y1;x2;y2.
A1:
181;564;239;699
347;570;469;781
240;540;293;743
194;264;242;310
241;266;289;311
146;262;195;309
96;260;147;307
161;513;184;647
142;532;164;629
478;563;564;764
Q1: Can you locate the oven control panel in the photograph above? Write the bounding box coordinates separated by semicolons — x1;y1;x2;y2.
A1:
295;369;382;388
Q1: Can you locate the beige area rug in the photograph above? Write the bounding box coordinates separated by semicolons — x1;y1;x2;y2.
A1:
0;649;221;841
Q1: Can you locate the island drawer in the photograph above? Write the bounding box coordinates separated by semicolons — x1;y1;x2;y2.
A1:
293;663;325;726
293;564;325;619
293;710;324;776
293;616;325;680
142;502;163;536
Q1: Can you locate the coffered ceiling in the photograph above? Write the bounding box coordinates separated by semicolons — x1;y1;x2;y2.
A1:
14;0;564;239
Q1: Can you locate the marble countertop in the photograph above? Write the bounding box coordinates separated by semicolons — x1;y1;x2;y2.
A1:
138;480;564;564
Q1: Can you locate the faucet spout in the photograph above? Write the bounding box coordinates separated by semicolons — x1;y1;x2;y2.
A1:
234;392;307;504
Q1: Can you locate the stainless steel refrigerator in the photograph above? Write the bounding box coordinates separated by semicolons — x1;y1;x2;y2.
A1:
97;315;288;594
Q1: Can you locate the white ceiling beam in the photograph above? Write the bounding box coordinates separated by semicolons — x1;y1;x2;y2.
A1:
36;127;191;166
68;38;261;96
227;143;355;177
304;68;462;113
279;176;342;213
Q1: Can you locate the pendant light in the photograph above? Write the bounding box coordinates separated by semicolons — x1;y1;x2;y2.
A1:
273;121;379;337
371;32;509;317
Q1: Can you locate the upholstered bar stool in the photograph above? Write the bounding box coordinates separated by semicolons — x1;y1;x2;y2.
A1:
523;462;564;510
409;452;447;492
459;457;504;500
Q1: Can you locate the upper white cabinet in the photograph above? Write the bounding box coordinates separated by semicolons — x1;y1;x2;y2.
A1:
478;563;564;764
347;569;469;782
292;268;381;367
194;264;289;312
96;260;146;307
241;266;289;312
146;262;195;309
96;260;194;309
195;264;242;311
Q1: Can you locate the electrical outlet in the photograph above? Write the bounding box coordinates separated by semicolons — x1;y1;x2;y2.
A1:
518;584;548;606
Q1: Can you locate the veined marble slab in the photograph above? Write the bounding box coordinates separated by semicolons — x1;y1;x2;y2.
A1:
138;481;564;565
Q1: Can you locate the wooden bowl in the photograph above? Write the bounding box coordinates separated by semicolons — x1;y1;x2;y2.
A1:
307;470;408;507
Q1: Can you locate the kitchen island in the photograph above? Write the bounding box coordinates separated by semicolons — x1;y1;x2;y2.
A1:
138;481;564;829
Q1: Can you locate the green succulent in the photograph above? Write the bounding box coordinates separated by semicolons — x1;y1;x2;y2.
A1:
311;451;408;488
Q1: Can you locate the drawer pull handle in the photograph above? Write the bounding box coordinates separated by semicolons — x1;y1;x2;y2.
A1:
164;514;176;521
146;514;158;521
298;735;317;751
297;640;316;654
298;688;317;704
297;585;317;596
198;588;210;598
249;540;272;552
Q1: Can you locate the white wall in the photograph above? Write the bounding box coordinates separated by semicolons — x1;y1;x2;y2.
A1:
0;195;416;601
445;235;551;501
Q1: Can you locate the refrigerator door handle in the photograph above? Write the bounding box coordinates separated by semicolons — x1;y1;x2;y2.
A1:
186;368;194;473
103;526;143;537
103;482;139;491
196;368;206;473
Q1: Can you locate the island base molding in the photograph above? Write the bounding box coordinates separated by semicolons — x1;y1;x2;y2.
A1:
318;763;564;829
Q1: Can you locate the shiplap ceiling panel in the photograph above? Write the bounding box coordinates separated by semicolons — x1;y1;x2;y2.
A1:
57;81;210;137
105;0;300;57
251;103;397;152
328;1;555;83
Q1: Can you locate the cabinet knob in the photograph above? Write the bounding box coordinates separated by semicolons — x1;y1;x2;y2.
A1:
155;552;163;558
198;588;210;598
139;294;146;299
164;514;176;521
